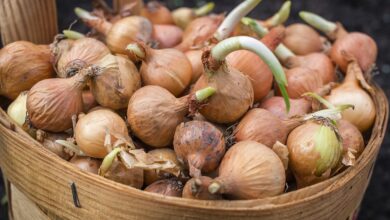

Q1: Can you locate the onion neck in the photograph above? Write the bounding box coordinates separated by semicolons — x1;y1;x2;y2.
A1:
283;117;305;132
299;11;348;41
126;42;148;61
343;57;372;91
263;1;291;28
74;7;113;34
63;30;85;40
194;2;215;17
214;0;262;41
71;66;100;89
207;36;290;111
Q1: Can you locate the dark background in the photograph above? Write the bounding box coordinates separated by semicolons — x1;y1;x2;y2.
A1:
1;0;389;219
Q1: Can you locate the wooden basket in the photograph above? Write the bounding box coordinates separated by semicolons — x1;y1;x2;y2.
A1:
0;0;388;219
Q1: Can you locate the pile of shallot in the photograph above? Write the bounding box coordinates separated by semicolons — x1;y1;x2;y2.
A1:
1;0;378;201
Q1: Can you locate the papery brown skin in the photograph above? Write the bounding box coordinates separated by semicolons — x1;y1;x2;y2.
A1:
185;50;204;84
56;38;110;78
104;160;144;189
338;119;364;160
140;48;192;97
144;148;182;185
175;15;224;52
287;122;330;188
260;96;311;120
283;24;323;55
145;178;184;197
234;108;301;147
330;32;377;73
174;121;225;177
70;156;102;174
153;24;183;48
172;8;195;30
82;90;98;112
212;141;286;199
0;41;53;100
193;64;254;124
182;176;222;200
75;109;129;158
37;132;72;160
91;55;141;110
106;16;153;54
127;86;188;148
227;26;285;102
282;67;324;99
141;1;174;25
27;73;87;132
285;53;336;84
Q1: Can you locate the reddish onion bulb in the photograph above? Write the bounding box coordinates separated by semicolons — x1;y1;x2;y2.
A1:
282;24;323;55
141;1;174;25
182;176;222;200
82;90;98;113
70;156;102;174
145;178;184;197
282;67;323;99
127;86;216;148
75;108;131;158
261;96;311;120
27;67;98;132
0;41;53;100
174;120;225;177
208;141;286;199
126;42;191;96
153;24;183;48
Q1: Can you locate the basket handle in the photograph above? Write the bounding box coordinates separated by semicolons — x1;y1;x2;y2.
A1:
0;0;58;45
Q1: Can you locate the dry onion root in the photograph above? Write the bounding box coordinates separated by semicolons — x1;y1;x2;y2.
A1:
172;2;215;29
300;11;377;73
75;7;153;54
0;41;54;100
126;42;191;96
174;120;225;177
127;86;216;148
35;130;72;160
182;176;222;200
208;141;286;200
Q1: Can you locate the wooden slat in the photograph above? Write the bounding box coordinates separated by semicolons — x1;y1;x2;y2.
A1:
0;0;58;45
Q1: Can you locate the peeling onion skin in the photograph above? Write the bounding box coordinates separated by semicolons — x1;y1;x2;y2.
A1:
91;55;141;110
70;156;102;174
144;148;182;186
153;24;183;49
182;176;222;200
234;108;300;147
57;38;110;78
261;96;311;120
174;121;225;177
211;141;286;200
38;132;72;160
0;41;53;100
104;160;144;189
145;178;184;197
283;24;323;55
330;32;377;73
127;86;188;148
75;109;129;158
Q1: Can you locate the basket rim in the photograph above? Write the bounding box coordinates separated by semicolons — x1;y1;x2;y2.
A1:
0;84;388;212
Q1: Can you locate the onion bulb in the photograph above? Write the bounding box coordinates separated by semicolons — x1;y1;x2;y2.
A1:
56;37;110;78
326;55;375;132
260;96;311;120
172;2;215;29
282;24;323;55
127;86;216;148
152;24;183;48
174;120;225;177
82;90;98;112
7;91;28;126
27;67;99;132
144;148;182;185
75;108;132;158
185;50;204;83
0;41;53;100
91;54;141;110
75;8;153;54
282;67;324;99
145;178;184;197
140;1;174;25
104;159;144;189
208;141;285;199
36;130;72;160
175;14;223;52
287;120;343;188
182;176;222;200
338;119;364;166
300;11;377;73
126;42;191;96
70;156;102;174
